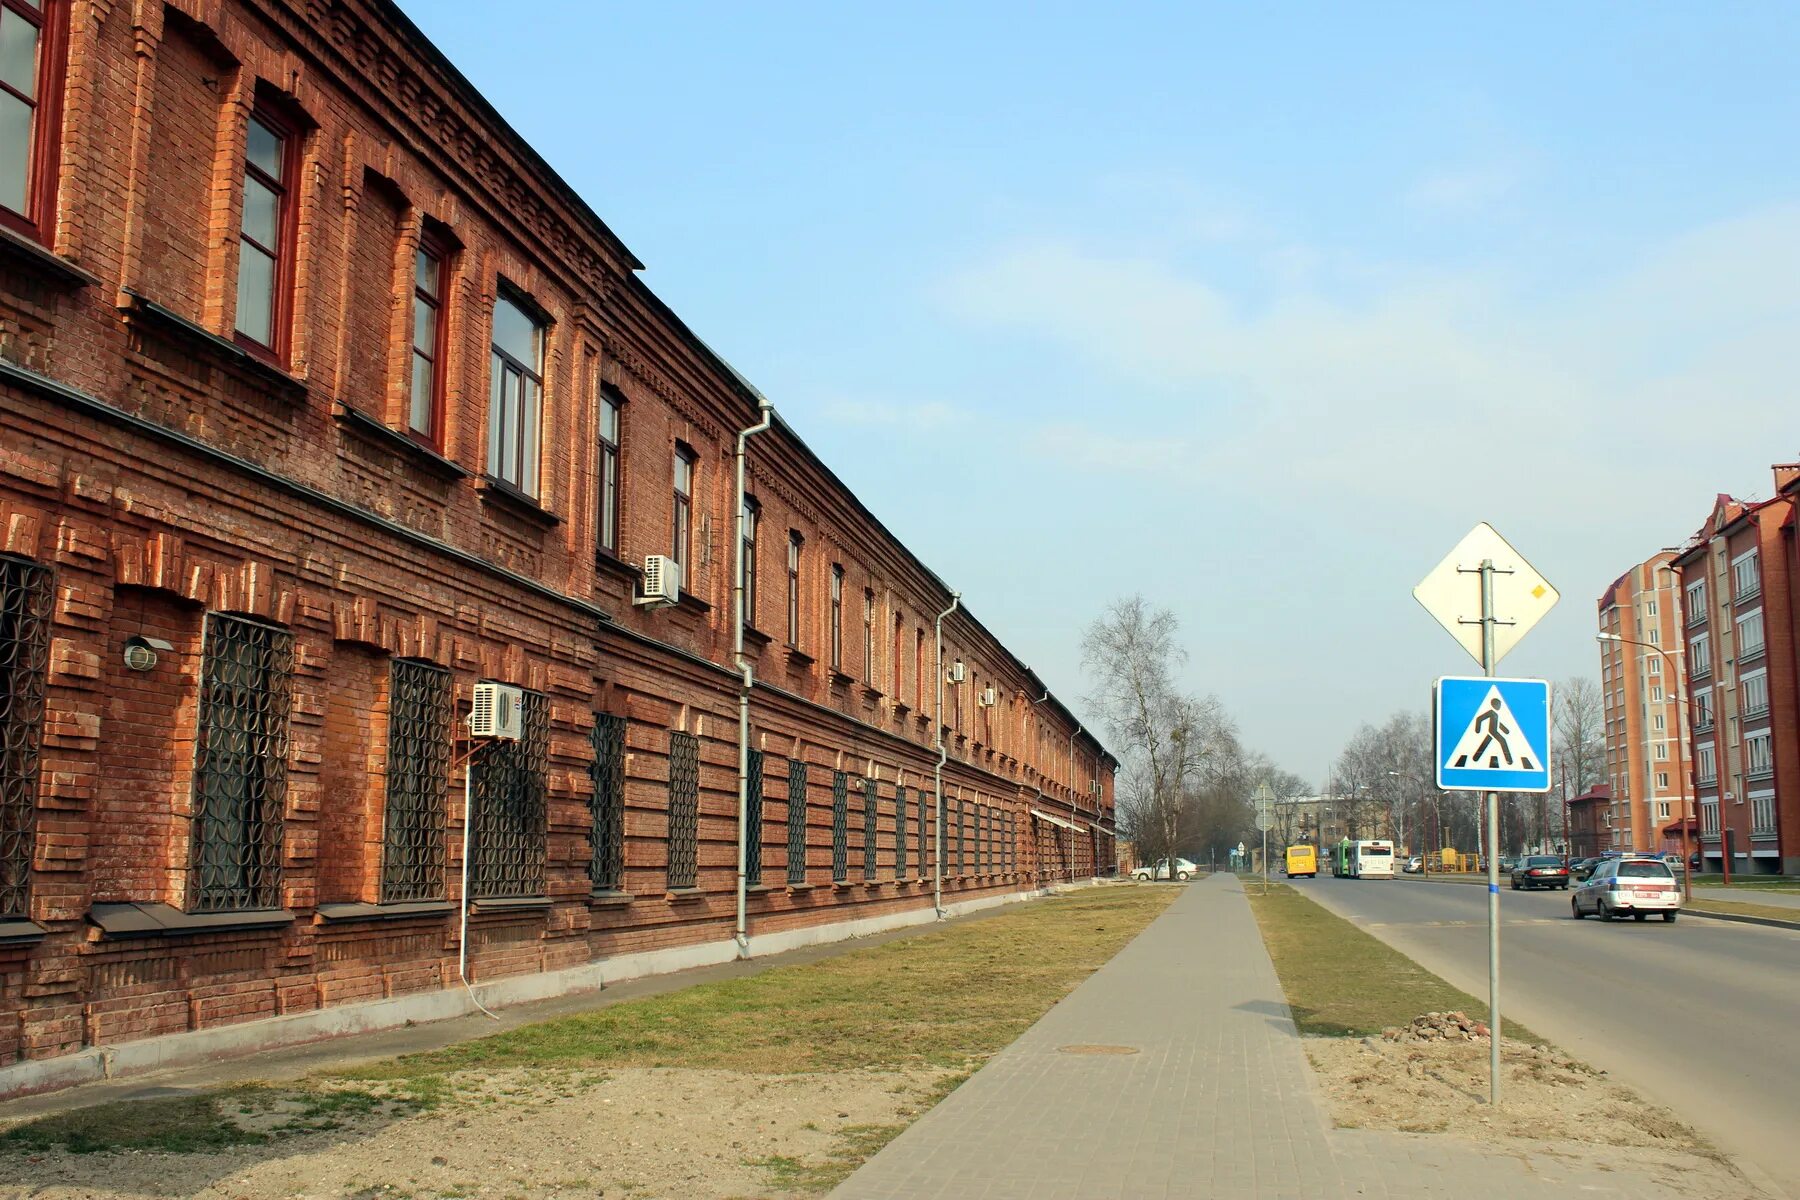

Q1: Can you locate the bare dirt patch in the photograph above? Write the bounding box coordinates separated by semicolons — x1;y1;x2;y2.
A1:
1307;1036;1766;1198
0;1065;960;1200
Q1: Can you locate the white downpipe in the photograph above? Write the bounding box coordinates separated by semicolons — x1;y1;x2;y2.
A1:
733;398;775;958
457;744;498;1020
934;592;961;918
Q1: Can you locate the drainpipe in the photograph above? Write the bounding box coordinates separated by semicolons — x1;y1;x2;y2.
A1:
734;397;775;958
934;592;961;918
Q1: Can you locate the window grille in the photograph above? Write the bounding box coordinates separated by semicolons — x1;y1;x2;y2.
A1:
746;749;764;886
469;687;547;898
918;788;928;872
895;785;908;877
831;770;849;882
786;759;808;884
0;556;52;919
668;731;699;889
954;797;964;874
589;713;626;891
863;776;878;881
381;659;450;902
191;613;294;911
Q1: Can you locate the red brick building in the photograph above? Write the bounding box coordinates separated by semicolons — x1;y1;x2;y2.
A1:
1566;785;1610;861
1595;552;1692;854
1671;468;1799;876
0;0;1114;1092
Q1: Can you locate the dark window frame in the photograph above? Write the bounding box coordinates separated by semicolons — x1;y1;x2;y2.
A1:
863;776;878;881
667;731;699;889
829;565;844;672
742;496;760;629
486;287;547;498
745;748;764;887
233;93;304;364
380;658;451;903
831;770;849;882
862;588;875;684
672;442;697;582
406;224;455;449
468;686;548;899
597;386;624;555
0;0;67;244
589;713;626;891
785;758;808;885
786;531;802;647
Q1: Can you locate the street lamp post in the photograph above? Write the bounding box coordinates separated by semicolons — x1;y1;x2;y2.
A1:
1596;632;1692;900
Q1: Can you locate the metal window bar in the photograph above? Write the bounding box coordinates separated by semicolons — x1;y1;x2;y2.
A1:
381;659;451;902
831;770;849;882
918;788;928;874
0;557;52;919
863;776;878;881
746;749;764;887
895;785;908;878
667;731;699;890
589;713;626;891
470;688;548;898
954;797;964;875
786;759;808;885
191;613;294;912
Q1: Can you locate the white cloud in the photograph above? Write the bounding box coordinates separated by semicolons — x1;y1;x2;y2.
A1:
1026;424;1190;473
1404;158;1527;214
821;397;970;432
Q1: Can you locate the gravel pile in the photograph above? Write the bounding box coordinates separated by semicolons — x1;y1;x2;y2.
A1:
1381;1011;1491;1043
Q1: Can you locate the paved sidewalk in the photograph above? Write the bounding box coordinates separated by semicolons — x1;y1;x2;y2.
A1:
830;874;1733;1200
1694;884;1800;909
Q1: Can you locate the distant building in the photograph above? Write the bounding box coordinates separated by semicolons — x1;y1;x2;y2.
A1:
1566;785;1611;860
1671;467;1800;875
1596;552;1692;853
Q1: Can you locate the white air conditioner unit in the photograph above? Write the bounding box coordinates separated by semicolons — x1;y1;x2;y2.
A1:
637;555;681;607
978;686;997;707
948;658;965;684
469;682;524;741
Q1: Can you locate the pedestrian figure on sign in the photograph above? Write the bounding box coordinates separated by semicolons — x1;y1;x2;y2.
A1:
1462;698;1513;768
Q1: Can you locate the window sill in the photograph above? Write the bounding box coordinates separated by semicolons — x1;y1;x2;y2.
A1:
786;647;815;670
892;701;911;720
0;224;99;289
666;888;705;902
785;882;814;893
315;900;455;924
829;670;856;688
333;404;469;481
119;290;306;401
594;550;642;584
88;902;295;939
477;477;562;528
742;625;773;650
468;895;552;914
861;684;883;704
676;590;711;615
589;890;635;908
831;881;854;891
0;918;47;946
745;883;777;895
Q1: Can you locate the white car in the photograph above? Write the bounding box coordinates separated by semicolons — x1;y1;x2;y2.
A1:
1571;857;1681;922
1131;858;1198;881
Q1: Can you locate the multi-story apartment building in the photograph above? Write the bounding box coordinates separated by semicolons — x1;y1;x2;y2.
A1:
1596;552;1692;854
1672;468;1799;875
0;0;1113;1092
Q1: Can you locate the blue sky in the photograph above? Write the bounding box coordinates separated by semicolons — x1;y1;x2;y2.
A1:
401;2;1800;786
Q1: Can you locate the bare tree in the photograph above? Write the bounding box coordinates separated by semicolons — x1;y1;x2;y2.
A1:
1083;597;1207;872
1552;675;1606;849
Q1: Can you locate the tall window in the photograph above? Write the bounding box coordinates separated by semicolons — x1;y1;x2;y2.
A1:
830;770;848;882
863;589;875;683
235;106;299;358
895;785;908;878
667;731;699;889
741;497;759;628
381;659;450;903
1738;611;1765;659
0;0;64;242
745;749;764;887
863;777;878;881
1684;578;1706;624
1741;671;1768;715
1746;733;1773;778
1697;743;1716;783
408;234;450;444
0;555;52;919
487;292;545;496
915;629;925;710
589;713;625;892
1693;688;1713;729
191;614;294;911
597;389;622;554
785;759;808;885
672;444;696;583
829;565;844;672
917;787;928;873
891;614;903;698
1689;633;1710;677
786;532;802;646
1733;550;1760;600
469;687;547;898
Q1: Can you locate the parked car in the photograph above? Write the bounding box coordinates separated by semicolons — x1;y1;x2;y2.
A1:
1499;856;1520;874
1510;855;1569;890
1131;858;1199;881
1571;857;1681;922
1402;855;1424;874
1569;857;1602;881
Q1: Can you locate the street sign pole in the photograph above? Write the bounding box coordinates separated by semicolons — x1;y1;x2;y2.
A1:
1478;559;1502;1110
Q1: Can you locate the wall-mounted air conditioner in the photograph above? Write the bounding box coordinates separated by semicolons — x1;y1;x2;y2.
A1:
978;686;997;707
637;555;681;607
948;658;965;684
469;682;524;741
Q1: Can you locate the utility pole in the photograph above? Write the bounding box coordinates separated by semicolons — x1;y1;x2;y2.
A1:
1466;556;1505;1109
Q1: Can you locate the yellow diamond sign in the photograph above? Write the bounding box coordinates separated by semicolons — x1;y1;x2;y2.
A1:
1413;522;1559;669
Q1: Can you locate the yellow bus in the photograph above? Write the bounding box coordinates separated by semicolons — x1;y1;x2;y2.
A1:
1284;844;1317;879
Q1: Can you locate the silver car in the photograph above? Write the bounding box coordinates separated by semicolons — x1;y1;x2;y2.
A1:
1571;857;1681;922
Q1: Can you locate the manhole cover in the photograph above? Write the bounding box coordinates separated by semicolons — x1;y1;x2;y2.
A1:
1058;1044;1139;1055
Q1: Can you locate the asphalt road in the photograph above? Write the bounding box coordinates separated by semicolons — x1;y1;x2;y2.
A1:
1289;873;1800;1199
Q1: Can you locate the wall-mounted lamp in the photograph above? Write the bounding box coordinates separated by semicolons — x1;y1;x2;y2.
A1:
123;635;173;672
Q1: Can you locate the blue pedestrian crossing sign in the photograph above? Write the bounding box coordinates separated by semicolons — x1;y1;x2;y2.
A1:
1436;677;1552;793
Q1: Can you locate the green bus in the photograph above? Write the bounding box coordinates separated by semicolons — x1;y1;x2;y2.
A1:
1330;838;1354;878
